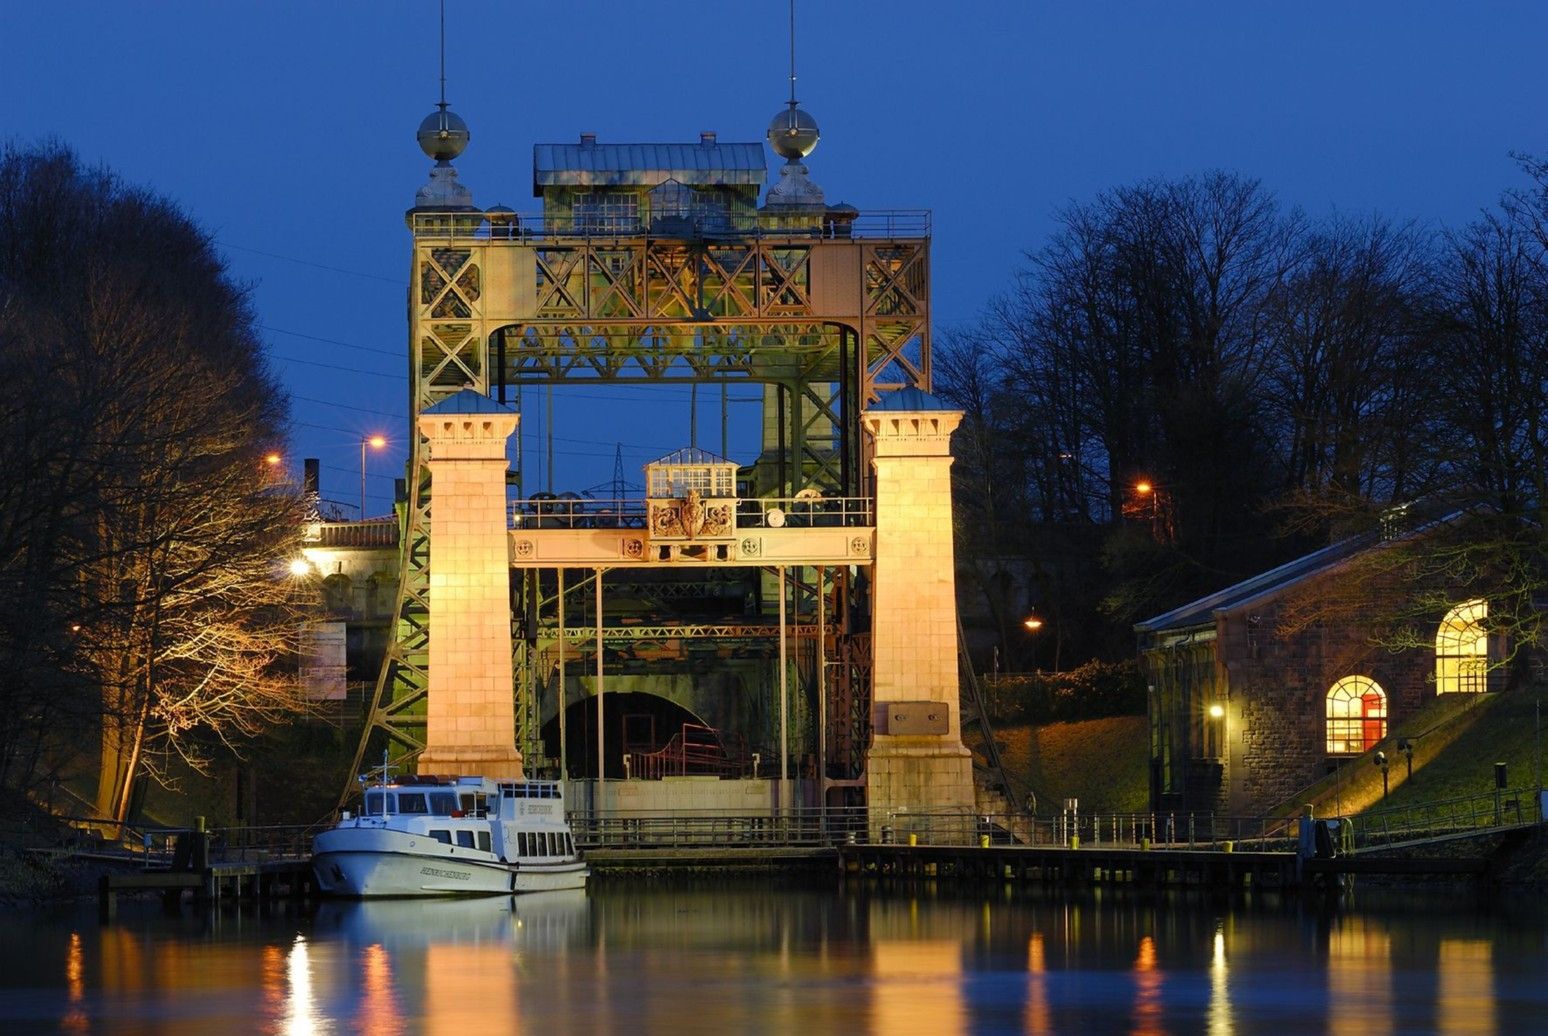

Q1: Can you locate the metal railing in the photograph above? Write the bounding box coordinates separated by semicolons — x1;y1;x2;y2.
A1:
508;495;874;532
570;806;869;849
510;497;646;530
1349;787;1541;850
411;209;931;242
626;724;751;780
884;809;1299;852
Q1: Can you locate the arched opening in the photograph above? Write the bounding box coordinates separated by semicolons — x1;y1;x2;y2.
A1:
1436;599;1488;693
542;691;733;780
1326;676;1387;754
321;573;352;616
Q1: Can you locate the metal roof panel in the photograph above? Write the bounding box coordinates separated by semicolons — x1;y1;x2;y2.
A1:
534;142;767;191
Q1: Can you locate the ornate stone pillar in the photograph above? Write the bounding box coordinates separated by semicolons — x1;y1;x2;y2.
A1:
416;389;523;779
862;389;975;836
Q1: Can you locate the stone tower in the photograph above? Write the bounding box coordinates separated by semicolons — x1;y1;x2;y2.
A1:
415;389;523;779
862;388;975;832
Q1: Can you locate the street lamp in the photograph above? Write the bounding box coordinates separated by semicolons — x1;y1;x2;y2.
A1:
360;434;386;518
1023;615;1044;632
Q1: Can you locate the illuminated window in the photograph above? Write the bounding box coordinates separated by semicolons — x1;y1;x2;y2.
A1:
1436;599;1488;694
1326;676;1387;754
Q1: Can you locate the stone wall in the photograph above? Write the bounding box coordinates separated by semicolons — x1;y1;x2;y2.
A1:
1217;598;1431;815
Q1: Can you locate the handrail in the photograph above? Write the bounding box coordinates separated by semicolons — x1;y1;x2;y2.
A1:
411;209;931;242
508;495;874;531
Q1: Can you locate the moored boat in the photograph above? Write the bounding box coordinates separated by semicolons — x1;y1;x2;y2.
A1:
313;773;588;897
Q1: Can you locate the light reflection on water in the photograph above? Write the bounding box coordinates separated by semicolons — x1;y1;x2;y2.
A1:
2;885;1546;1033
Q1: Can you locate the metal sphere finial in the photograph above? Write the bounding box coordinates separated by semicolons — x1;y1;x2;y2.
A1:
768;103;819;162
418;104;470;162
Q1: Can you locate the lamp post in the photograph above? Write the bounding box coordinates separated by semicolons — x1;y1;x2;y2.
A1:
1374;750;1389;800
1022;615;1044;672
360;434;386;518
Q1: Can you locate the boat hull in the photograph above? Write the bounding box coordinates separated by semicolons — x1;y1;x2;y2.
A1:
313;829;587;898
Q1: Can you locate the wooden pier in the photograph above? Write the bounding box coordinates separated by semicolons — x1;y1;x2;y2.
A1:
839;843;1302;889
97;858;314;919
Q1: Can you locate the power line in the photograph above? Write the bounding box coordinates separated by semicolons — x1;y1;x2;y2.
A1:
263;325;401;358
270;353;401;380
292;395;405;420
218;240;405;286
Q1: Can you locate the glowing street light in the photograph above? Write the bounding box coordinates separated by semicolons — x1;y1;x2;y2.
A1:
1023;616;1044;632
1208;703;1225;719
1134;480;1153;496
264;452;282;469
360;435;387;518
288;558;311;577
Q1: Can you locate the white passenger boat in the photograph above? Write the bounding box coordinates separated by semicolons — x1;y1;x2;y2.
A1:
312;774;589;897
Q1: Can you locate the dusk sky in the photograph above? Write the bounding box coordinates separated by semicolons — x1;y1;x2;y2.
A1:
5;1;1548;513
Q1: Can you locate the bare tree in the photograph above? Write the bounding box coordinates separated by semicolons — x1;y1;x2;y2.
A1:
0;143;313;818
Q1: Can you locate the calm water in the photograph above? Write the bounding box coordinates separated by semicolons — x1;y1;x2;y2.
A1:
2;881;1545;1034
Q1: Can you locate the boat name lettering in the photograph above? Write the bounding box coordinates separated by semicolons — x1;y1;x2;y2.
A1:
420;866;470;880
525;803;554;815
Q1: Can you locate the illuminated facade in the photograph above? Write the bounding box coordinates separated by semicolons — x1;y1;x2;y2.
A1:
343;97;978;823
1137;529;1501;816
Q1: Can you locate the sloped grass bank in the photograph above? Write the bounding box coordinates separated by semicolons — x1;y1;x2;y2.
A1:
970;715;1149;816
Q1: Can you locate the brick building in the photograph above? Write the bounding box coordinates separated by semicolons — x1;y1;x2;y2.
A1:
1136;525;1498;817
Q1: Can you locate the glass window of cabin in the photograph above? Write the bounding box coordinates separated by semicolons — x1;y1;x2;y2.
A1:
456;830;475;848
429;793;457;816
397;792;428;814
1326;676;1387;754
1436;599;1488;693
518;833;529;857
364;790;386;815
573;191;639;234
429;830;452;845
477;831;491;852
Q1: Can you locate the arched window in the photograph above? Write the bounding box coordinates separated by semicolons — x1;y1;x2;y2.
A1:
1436;599;1488;694
322;573;353;616
1326;676;1387;754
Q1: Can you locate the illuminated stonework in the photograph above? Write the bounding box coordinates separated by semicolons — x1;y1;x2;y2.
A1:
862;391;975;833
415;390;524;779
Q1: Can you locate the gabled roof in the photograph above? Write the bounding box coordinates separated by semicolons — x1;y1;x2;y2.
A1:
1134;507;1473;636
533;142;767;192
867;387;954;412
1134;534;1376;635
648;446;734;467
422;388;515;415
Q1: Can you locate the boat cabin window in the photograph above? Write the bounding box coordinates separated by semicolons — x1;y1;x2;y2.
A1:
429;830;452;845
459;792;488;815
429;792;458;816
364;790;393;815
456;830;475;849
499;783;560;800
477;831;491;852
397;792;429;814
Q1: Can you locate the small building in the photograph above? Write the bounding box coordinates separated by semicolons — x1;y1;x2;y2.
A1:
1136;525;1499;817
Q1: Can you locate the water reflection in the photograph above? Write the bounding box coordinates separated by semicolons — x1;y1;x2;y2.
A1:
7;887;1548;1033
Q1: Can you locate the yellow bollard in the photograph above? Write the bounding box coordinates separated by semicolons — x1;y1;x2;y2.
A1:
1069;835;1080;850
1141;837;1151;851
1222;841;1234;853
908;832;918;847
980;834;990;849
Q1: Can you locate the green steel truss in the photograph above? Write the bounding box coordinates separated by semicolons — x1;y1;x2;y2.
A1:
349;227;928;796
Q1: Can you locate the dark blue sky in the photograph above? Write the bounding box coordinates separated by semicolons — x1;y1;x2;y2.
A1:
5;2;1547;513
